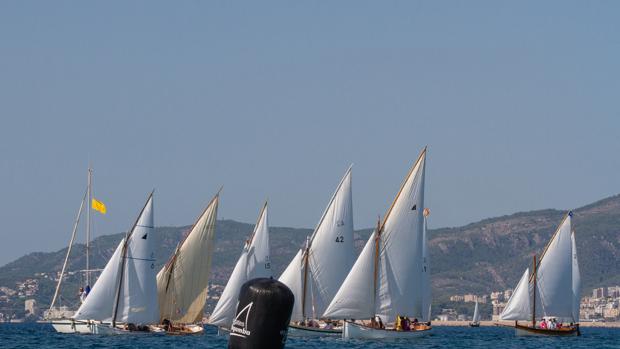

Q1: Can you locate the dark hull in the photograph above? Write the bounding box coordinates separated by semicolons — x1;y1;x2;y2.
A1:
515;323;580;336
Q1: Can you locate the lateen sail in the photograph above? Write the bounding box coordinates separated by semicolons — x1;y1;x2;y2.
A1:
209;203;271;327
279;168;354;321
157;194;219;324
324;149;427;321
75;194;159;324
535;214;574;321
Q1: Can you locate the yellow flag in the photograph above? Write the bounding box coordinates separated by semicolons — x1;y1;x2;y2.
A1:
92;198;107;214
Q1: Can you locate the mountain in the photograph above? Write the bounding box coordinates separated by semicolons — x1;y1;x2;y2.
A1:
1;194;619;317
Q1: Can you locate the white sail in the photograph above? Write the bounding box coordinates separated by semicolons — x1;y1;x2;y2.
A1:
209;203;271;327
571;231;581;322
421;211;432;322
322;231;377;319
472;301;480;323
157;194;219;324
280;167;354;320
376;150;426;320
279;249;304;321
536;214;573;320
500;268;531;321
324;149;427;321
75;194;158;324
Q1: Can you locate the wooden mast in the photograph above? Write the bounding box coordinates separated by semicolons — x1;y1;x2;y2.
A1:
373;216;381;319
532;255;537;328
301;236;310;321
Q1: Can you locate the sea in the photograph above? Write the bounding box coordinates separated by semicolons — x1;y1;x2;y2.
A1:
0;324;618;349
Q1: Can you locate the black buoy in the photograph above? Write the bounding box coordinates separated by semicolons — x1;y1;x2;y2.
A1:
228;278;294;349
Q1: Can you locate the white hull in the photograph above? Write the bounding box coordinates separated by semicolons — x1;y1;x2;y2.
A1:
288;324;342;337
343;321;431;339
50;319;91;334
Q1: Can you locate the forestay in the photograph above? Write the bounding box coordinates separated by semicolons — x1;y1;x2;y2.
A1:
75;194;159;325
157;194;219;324
209;203;271;327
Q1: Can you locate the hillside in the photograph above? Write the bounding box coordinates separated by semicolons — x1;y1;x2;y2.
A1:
1;194;619;317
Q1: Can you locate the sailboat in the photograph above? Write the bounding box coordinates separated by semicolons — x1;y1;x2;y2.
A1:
469;300;480;327
499;212;581;336
49;168;105;334
278;167;354;336
208;202;271;332
156;191;220;335
323;148;432;339
72;192;160;334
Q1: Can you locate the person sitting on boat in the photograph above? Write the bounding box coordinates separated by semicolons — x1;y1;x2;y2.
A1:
539;319;547;329
402;317;411;331
375;315;384;329
395;315;403;331
78;287;86;303
412;317;419;328
548;318;557;330
84;285;91;297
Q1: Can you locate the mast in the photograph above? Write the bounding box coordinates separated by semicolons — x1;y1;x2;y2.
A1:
532;255;537;327
301;236;310;320
49;188;87;313
86;168;92;286
112;191;154;327
373;217;381;316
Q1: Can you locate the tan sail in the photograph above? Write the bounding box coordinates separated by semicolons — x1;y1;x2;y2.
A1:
157;193;219;324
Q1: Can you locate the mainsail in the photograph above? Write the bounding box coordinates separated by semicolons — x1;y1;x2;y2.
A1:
279;167;354;321
209;202;271;327
500;213;579;323
74;193;159;325
472;300;480;323
324;148;427;321
157;193;219;324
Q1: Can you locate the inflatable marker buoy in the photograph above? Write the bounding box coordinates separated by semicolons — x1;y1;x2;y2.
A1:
228;278;294;349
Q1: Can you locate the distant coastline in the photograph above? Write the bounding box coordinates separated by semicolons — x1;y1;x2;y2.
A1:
433;320;620;328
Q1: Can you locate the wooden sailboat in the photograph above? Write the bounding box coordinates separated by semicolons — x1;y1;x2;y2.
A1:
49;168;102;334
73;192;161;334
279;167;354;336
156;192;220;335
323;148;432;339
500;212;580;336
208;202;271;332
469;300;480;327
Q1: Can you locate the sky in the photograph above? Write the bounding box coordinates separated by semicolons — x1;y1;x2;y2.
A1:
0;1;619;265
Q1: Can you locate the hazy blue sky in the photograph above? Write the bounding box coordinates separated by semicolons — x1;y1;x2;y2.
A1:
1;1;618;265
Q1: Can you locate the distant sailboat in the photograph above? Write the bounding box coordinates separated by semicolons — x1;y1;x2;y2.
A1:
500;212;581;336
323;148;432;339
49;168;105;334
469;300;480;327
279;167;354;336
73;193;160;334
156;191;220;334
208;202;271;330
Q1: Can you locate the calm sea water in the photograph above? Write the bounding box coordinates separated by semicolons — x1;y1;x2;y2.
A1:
0;323;618;349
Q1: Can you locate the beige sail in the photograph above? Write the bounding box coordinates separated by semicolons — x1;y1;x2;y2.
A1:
157;193;219;324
